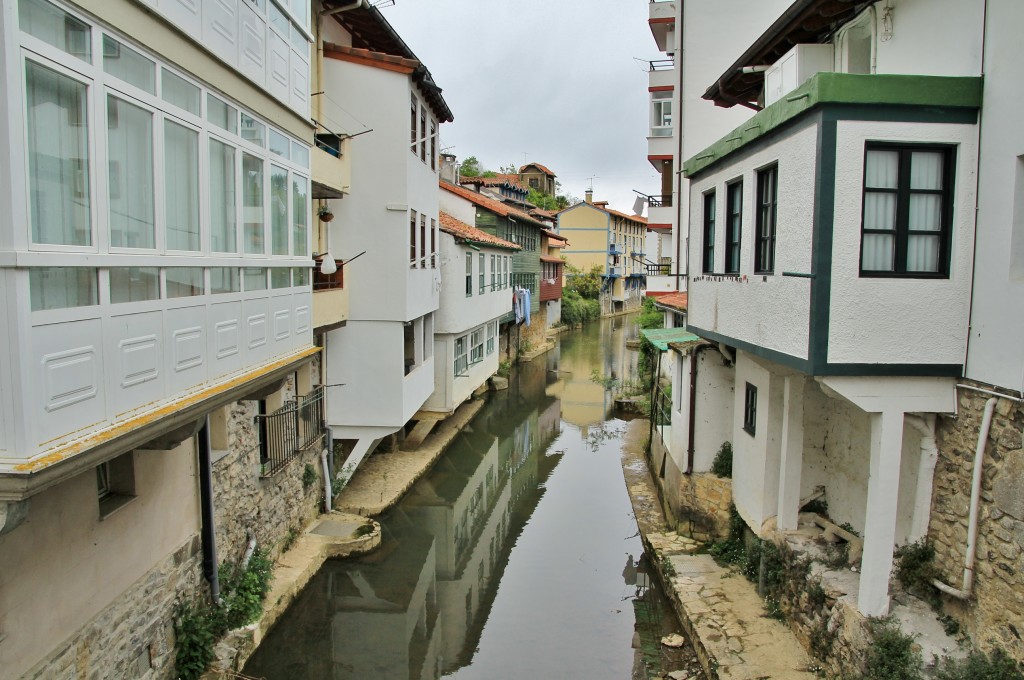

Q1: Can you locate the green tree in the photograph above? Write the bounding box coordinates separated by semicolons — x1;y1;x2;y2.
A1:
459;155;483;177
527;188;559;211
564;263;603;300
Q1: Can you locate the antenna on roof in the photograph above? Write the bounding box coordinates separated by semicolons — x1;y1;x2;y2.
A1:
587;176;598;191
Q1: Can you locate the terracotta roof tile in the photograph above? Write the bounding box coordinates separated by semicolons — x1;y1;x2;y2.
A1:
541;228;567;243
460;174;527;192
654;292;688;312
519;163;556;177
322;43;420;72
440;180;547;228
438;212;520;250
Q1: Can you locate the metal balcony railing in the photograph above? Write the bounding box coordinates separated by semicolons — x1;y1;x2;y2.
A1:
646;263;671;276
633;190;672;208
256;386;327;477
649;59;674;72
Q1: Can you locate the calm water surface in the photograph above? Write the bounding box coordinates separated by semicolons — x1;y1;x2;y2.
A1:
245;317;694;679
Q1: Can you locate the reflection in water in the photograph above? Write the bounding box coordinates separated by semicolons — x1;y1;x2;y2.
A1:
245;318;686;680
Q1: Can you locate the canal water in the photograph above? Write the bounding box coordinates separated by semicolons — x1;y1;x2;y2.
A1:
244;317;702;680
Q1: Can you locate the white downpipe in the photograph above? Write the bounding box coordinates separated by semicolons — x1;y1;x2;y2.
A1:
717;343;734;364
241;531;258;570
321;447;333;512
905;414;938;542
932;397;996;600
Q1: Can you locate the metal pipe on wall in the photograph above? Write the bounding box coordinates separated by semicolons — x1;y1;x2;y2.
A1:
197;416;220;603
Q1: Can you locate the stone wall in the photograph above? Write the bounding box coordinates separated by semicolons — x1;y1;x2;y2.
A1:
212;389;327;562
931;387;1024;662
21;537;203;680
650;433;733;541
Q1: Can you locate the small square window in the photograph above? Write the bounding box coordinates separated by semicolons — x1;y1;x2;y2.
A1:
97;452;136;518
743;383;757;436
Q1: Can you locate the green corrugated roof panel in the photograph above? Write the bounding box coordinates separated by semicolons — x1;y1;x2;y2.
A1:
640;327;700;351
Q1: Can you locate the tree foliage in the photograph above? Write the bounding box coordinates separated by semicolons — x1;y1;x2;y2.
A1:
564;263;603;300
459;155;484;177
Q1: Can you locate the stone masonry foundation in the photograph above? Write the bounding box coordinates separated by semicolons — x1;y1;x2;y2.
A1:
931;385;1024;663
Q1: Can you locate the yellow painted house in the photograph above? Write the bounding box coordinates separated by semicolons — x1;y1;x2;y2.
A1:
557;196;648;314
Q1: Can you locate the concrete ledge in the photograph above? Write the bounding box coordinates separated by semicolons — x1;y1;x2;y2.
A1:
336;397;487;516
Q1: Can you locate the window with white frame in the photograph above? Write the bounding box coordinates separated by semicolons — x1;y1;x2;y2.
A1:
479;253;486;294
410;210;418;268
18;0;311;272
490;254;496;290
486;320;496;355
454;335;468;376
860;144;953;277
409;93;438;170
651;90;673;137
465;251;473;296
470;327;484;364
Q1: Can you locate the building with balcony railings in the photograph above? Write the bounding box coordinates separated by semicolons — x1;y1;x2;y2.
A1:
658;1;1024;663
557;193;648;315
313;4;452;474
539;228;567;329
422;211;518;417
439;179;548;357
642;0;792;298
0;0;326;677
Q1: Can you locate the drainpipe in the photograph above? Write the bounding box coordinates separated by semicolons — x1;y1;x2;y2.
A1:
905;414;937;542
197;417;221;603
321;446;333;512
932;397;996;600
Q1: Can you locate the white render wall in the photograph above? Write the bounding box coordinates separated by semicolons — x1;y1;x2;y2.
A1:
324;58;439;325
868;0;984;79
435;234;512;334
828;120;978;366
730;352;785;533
966;0;1024;393
668;348;734;474
687;121;819;361
426;332;498;414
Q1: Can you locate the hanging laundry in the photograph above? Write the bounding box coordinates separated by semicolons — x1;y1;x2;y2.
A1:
514;287;525;324
522;287;531;326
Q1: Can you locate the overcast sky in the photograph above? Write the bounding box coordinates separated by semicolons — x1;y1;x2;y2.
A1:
382;0;661;215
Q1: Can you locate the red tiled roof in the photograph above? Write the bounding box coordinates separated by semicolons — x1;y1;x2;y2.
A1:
541;228;567;243
540;255;564;264
519;163;556;177
460;174;527;192
532;208;559;219
654;292;688;312
438;212;520;251
440;180;548;228
570;201;648;225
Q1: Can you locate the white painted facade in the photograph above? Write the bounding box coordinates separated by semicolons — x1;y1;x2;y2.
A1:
0;0;314;474
673;0;994;619
965;0;1024;394
424;230;511;414
316;21;446;445
644;0;791;296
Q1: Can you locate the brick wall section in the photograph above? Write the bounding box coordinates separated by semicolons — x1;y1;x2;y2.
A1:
931;387;1024;662
21;537;203;680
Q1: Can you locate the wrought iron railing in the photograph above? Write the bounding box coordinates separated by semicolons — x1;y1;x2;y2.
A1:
646;263;671;276
257;385;327;477
633;190;672;208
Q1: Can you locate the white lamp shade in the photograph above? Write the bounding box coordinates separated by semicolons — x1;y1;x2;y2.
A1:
320;254;337;275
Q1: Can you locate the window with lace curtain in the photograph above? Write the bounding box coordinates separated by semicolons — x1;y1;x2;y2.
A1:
860;144;954;277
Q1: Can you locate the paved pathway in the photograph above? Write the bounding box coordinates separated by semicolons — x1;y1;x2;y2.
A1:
620;421;818;680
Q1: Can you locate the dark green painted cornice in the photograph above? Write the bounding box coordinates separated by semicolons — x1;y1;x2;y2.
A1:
683;73;983;178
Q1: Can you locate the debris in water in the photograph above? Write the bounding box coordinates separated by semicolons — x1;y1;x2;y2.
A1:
661;633;686;648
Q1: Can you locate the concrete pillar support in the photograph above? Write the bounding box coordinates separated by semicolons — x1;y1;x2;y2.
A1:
858;409;906;617
777;376;805;531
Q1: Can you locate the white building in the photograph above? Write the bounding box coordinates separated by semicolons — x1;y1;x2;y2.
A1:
423;211;518;415
642;0;791;296
0;0;320;676
672;0;1023;631
314;5;453;471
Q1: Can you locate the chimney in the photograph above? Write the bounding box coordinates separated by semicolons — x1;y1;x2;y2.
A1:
594;201;608;209
585;189;593;203
440;153;458;184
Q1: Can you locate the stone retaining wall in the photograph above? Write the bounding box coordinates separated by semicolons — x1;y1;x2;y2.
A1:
21;537;203;680
650;433;733;541
212;395;326;563
931;387;1024;663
